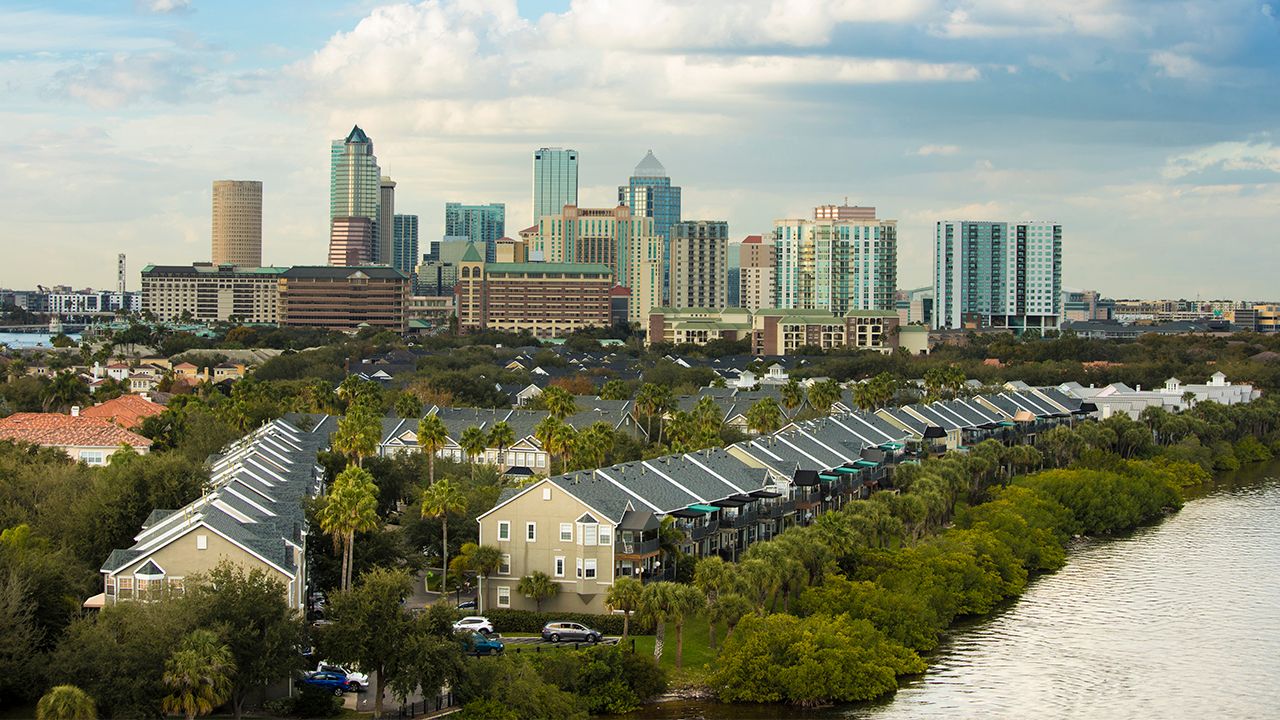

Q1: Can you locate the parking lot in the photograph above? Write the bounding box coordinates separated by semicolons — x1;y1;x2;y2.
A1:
481;634;621;652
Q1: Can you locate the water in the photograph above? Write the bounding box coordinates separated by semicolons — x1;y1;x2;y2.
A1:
642;461;1280;720
0;332;81;349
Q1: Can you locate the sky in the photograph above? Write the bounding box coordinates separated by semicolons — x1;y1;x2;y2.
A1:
2;0;1279;298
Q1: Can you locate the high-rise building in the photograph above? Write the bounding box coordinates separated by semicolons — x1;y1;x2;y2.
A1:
377;177;396;265
444;203;505;262
933;221;1063;332
532;148;578;225
212;180;263;267
328;217;374;266
669;220;728;309
774;215;898;315
738;235;776;312
619;151;681;299
330;126;381;264
392;214;419;276
815;202;876;221
117;254;126;295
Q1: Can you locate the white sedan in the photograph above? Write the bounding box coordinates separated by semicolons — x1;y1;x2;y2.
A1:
453;616;494;635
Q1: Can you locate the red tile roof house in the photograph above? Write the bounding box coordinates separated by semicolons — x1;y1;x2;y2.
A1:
0;412;152;466
79;395;166;430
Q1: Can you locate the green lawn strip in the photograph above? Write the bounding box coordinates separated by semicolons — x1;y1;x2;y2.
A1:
627;615;723;687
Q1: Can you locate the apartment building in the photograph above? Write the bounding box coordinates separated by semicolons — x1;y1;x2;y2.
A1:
738;235;776;312
669;221;729;310
278;266;409;333
647;307;753;347
774;215;898;314
141;264;284;323
933;220;1063;332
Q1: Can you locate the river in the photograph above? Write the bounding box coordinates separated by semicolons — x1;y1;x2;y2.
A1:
639;460;1280;720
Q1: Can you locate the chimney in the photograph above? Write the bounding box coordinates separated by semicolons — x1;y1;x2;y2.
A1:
71;406;80;417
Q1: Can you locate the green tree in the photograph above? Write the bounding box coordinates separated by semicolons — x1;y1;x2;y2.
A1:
635;383;674;446
0;570;42;705
667;583;705;670
420;479;467;593
540;386;578;420
416;413;449;486
332;404;381;468
394;392;421;419
488;421;516;468
455;543;503;613
745;397;783;435
517;570;559;612
605;576;643;640
185;562;305;720
694;556;734;650
807;378;843;415
162;629;235;720
317;465;381;591
781;379;805;414
42;371;88;413
36;685;96;720
599;380;630;401
534;417;569;475
460;426;488;479
637;581;676;664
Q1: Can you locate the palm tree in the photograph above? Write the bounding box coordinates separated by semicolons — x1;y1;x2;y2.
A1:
781;378;805;414
712;593;755;644
162;630;235;720
394;392;421;419
668;583;705;669
665;411;696;453
459;426;488;479
420;479;467;593
541;386;578;420
635;383;673;445
488;421;515;469
470;544;503;613
599;380;630;401
807;378;842;415
534;416;565;473
605;576;644;640
332;405;381;467
36;685;96;720
745;397;782;435
517;570;559;612
693;556;734;649
416;414;449;486
691;396;723;447
316;466;381;590
637;581;676;663
42;371;87;412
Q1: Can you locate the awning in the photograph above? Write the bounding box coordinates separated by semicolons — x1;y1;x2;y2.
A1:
978;422;999;430
668;508;704;519
687;504;719;513
924;426;947;439
711;498;747;508
730;494;757;503
503;466;535;477
834;466;860;474
878;442;905;450
619;510;659;532
854;459;879;468
818;473;840;481
749;489;783;498
998;420;1016;427
1078;402;1098;413
860;447;887;463
793;470;820;486
83;593;106;609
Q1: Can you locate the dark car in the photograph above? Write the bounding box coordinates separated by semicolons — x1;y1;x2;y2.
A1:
456;600;478;610
297;671;350;696
462;631;505;656
540;621;601;644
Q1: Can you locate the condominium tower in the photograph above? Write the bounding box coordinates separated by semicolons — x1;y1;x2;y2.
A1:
773;215;898;315
619;151;681;300
392;214;419;276
444;203;505;262
738;235;776;312
329;126;381;264
669;220;729;309
377;177;396;265
532;148;578;225
933;221;1063;332
211;180;263;267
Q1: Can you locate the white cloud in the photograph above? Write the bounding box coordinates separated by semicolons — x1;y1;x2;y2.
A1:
1149;50;1210;81
57;51;206;108
141;0;192;14
914;144;960;156
1163;141;1280;179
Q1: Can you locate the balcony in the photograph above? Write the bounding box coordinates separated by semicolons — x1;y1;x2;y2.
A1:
616;537;660;557
765;499;797;519
690;519;720;541
719;509;760;529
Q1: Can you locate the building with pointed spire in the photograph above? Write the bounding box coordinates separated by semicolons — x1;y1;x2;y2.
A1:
329;126;382;265
619;150;681;303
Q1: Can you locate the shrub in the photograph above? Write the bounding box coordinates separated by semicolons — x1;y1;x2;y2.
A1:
262;686;343;718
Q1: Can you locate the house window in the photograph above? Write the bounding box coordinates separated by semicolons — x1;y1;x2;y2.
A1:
196;535;208;550
497;522;510;541
554;557;565;577
576;558;583;578
106;577;116;596
542;487;552;501
79;450;106;465
560;523;573;542
167;578;185;594
582;524;597;546
526;522;536;542
499;554;511;575
496;586;510;607
584;559;597;579
599;526;611;546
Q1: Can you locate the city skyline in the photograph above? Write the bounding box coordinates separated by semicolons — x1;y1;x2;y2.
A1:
2;1;1278;296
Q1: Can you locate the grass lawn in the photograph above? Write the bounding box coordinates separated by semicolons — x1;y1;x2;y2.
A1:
628;615;725;686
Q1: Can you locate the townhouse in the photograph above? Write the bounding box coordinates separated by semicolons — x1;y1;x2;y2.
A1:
95;419;325;610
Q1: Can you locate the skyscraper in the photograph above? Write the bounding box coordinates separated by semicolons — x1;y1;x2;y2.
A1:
738;235;776;312
933;221;1062;332
392;214;419;276
532;148;578;225
212;180;263;267
444;203;505;262
328;217;374;266
378;177;396;265
329;126;381;264
669;220;728;309
773;214;898;315
619;151;681;302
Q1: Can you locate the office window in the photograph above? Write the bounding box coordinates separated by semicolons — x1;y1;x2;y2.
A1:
497;586;510;607
560;523;573;542
554;556;565;577
499;554;511;575
526;522;536;542
584;559;597;579
497;521;510;541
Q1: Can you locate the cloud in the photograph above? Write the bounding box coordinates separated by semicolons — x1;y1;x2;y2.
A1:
1149;50;1210;80
1163;141;1280;179
56;51;206;108
914;144;960;156
140;0;192;14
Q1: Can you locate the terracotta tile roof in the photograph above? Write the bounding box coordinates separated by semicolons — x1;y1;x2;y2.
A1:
79;395;166;429
741;235;763;243
0;413;152;449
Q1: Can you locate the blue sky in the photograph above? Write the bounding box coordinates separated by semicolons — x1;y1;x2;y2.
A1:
2;0;1278;297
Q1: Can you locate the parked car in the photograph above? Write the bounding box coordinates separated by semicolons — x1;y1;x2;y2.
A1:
541;621;602;644
316;661;368;691
297;671;349;696
462;631;505;656
453;616;494;635
456;600;478;610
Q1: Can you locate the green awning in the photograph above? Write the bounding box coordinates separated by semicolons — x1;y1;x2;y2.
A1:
687;504;718;513
998;421;1016;427
818;473;840;481
854;459;879;468
879;442;905;450
834;467;860;474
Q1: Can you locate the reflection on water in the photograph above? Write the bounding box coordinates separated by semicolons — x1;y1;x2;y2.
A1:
635;462;1280;720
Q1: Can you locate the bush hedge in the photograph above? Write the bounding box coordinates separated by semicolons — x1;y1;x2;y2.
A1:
477;608;653;637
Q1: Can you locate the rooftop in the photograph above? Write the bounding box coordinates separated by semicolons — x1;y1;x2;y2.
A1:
632;150;667;178
0;413;152;449
79;395;165;430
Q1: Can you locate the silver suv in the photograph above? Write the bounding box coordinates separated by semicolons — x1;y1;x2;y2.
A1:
540;621;601;644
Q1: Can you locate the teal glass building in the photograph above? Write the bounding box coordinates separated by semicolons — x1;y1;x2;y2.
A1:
329;126;382;263
392;214;419;276
532;148;578;226
444;203;505;262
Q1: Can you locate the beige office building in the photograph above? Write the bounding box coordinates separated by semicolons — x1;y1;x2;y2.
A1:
212;180;263;267
669;221;728;310
141;263;283;323
738;235;776;312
